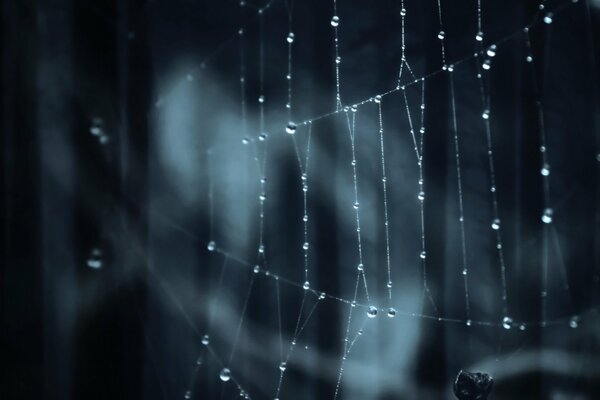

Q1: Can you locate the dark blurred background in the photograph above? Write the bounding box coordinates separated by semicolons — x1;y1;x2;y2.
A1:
2;0;600;399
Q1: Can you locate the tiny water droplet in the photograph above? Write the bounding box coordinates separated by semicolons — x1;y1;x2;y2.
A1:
487;45;497;57
253;265;260;273
259;193;267;201
87;248;103;269
526;55;533;63
418;191;425;201
400;8;406;17
420;251;427;260
374;94;382;103
279;362;287;371
502;316;513;330
242;137;250;144
367;306;378;318
466;319;472;326
286;122;297;134
387;307;396;318
319;292;326;300
482;109;490;119
207;241;216;251
543;13;553;24
482;59;491;70
491;218;501;230
476;31;484;42
302;242;309;250
258;133;267;141
353;202;359;209
569;316;579;328
184;390;191;399
201;334;210;345
258;95;265;103
219;368;231;382
540;163;550;176
286;32;295;43
387;281;392;288
331;16;340;27
357;263;364;271
438;30;445;40
303;281;310;290
542;208;553;224
258;244;265;254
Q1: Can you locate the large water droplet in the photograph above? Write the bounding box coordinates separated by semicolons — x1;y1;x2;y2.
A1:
486;45;497;58
219;368;231;382
357;263;364;271
330;16;340;27
475;31;484;42
367;306;378;318
286;32;295;43
387;308;396;318
543;13;553;24
302;242;309;250
303;281;310;290
438;30;445;40
418;191;425;201
502;316;513;330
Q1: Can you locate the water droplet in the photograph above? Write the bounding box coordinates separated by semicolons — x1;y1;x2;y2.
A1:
303;281;310;290
219;368;231;382
258;244;265;253
374;95;382;104
486;45;497;57
351;301;356;307
482;59;491;70
353;201;359;209
387;307;396;318
279;362;287;371
184;390;192;399
331;16;340;27
542;208;553;224
201;334;210;345
357;263;364;271
462;269;467;276
502;316;513;330
519;324;526;331
259;193;266;201
302;214;308;222
301;173;307;181
400;8;406;17
466;319;472;326
335;56;341;64
351;105;358;113
319;292;326;300
286;32;295;43
207;241;216;251
482;109;490;119
87;248;103;269
447;64;454;72
302;242;309;250
258;133;267;141
418;191;425;201
569;316;579;328
419;251;427;259
491;218;501;230
438;30;445;40
302;184;308;192
540;163;550;176
543;13;553;24
253;265;260;273
242;137;250;144
387;281;392;288
258;95;265;103
367;306;378;318
286;122;297;134
381;176;387;183
475;31;484;42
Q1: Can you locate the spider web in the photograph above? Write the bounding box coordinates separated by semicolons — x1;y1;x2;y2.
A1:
145;0;599;398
